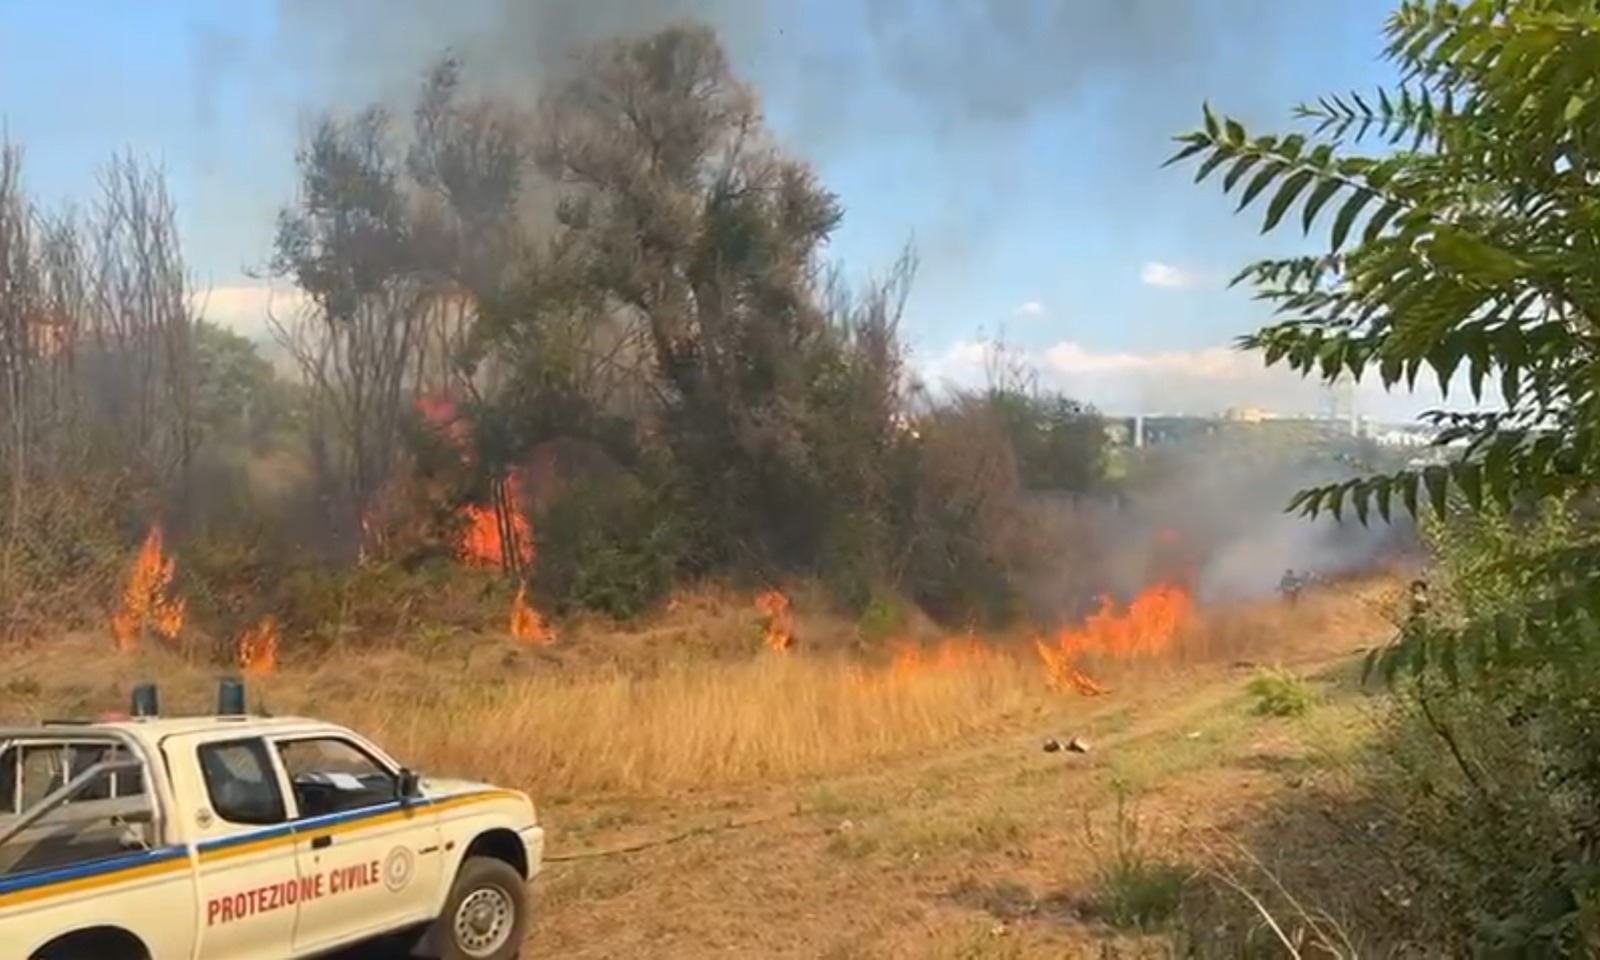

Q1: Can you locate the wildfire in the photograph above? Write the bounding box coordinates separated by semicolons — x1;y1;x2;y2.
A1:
891;636;996;677
413;392;537;570
415;393;471;448
843;635;1001;692
510;584;553;645
111;526;187;653
756;589;794;651
238;616;280;678
459;499;535;569
1035;583;1196;694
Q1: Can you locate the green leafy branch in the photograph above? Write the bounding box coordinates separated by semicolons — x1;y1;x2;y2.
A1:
1168;0;1600;685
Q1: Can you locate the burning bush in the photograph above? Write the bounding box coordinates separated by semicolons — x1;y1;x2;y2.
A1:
111;526;187;653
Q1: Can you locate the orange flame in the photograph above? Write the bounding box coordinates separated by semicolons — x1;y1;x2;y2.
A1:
1035;583;1196;694
1034;648;1111;697
416;393;472;450
459;498;535;569
510;584;553;645
238;616;280;678
111;526;186;653
415;392;537;570
756;590;794;651
844;635;1002;692
891;636;996;677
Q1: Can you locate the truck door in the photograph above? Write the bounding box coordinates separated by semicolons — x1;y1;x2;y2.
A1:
161;734;305;960
1;736;197;960
269;733;442;954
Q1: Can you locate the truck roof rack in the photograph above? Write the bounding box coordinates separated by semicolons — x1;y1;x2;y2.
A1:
0;754;144;849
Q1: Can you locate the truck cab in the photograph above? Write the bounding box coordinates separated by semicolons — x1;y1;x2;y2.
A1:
0;682;545;960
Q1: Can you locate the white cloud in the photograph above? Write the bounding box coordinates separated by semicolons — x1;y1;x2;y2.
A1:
919;337;1487;423
190;283;308;337
1013;299;1046;318
1139;261;1209;290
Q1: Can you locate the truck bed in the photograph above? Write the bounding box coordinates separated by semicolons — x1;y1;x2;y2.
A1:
0;795;157;876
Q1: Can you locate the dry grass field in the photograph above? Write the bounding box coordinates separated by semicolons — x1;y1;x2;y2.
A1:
0;571;1411;957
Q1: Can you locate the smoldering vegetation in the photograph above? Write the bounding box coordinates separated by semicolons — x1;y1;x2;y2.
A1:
1014;427;1418;625
0;14;1418;654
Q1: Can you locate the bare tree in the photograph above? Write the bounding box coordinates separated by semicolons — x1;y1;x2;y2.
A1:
271;108;432;544
84;155;199;492
0;143;41;608
0;143;200;633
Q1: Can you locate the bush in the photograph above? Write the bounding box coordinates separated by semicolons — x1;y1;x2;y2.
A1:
1245;668;1316;718
858;590;911;643
1351;494;1600;954
534;473;683;620
1084;787;1193;932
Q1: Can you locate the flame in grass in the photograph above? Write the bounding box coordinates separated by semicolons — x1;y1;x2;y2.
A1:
510;584;554;645
890;636;995;678
238;616;280;678
845;635;1003;692
1035;583;1196;695
111;526;186;653
1034;649;1110;697
756;590;794;651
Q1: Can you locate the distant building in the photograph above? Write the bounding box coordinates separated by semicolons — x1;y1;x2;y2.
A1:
1102;410;1442;450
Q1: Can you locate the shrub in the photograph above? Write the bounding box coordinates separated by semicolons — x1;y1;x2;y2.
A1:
534;473;683;620
1346;494;1600;953
1084;787;1194;932
1245;668;1316;718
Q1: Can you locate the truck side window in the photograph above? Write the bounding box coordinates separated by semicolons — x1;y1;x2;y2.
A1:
68;745;145;801
197;740;287;826
276;737;397;818
0;742;147;813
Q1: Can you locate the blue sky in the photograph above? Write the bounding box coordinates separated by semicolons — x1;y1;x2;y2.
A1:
0;0;1459;420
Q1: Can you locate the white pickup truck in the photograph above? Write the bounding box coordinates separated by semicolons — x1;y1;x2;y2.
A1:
0;682;546;960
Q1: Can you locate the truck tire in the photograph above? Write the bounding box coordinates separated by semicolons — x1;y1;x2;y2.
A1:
432;855;529;960
29;928;150;960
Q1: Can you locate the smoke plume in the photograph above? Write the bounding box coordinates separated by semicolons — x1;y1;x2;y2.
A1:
241;2;1404;619
245;0;1303;269
1108;434;1413;608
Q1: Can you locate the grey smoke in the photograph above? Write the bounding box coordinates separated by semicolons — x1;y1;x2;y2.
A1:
1131;437;1412;606
243;0;1304;273
232;2;1406;615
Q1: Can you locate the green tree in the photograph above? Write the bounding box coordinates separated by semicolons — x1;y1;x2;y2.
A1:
988;390;1107;494
1169;0;1600;680
532;24;903;589
191;320;292;453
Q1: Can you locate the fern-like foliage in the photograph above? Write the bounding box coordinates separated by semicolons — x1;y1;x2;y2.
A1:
1167;0;1600;684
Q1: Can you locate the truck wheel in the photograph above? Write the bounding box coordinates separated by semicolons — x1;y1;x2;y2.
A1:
434;856;529;960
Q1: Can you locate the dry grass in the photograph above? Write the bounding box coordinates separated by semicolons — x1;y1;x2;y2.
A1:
0;574;1401;809
354;652;1051;798
0;634;1050;799
0;570;1408;957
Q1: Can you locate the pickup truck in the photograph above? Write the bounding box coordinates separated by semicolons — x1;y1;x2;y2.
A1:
0;681;546;960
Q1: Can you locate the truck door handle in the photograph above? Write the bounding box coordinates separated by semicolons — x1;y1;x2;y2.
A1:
311;835;333;850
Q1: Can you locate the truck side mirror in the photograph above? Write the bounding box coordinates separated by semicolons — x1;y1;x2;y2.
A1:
396;767;421;801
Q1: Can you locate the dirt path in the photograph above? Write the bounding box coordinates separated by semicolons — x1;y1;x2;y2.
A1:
524;648;1378;958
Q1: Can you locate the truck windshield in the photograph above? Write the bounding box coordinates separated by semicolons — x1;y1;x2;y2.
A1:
276;737;397;818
